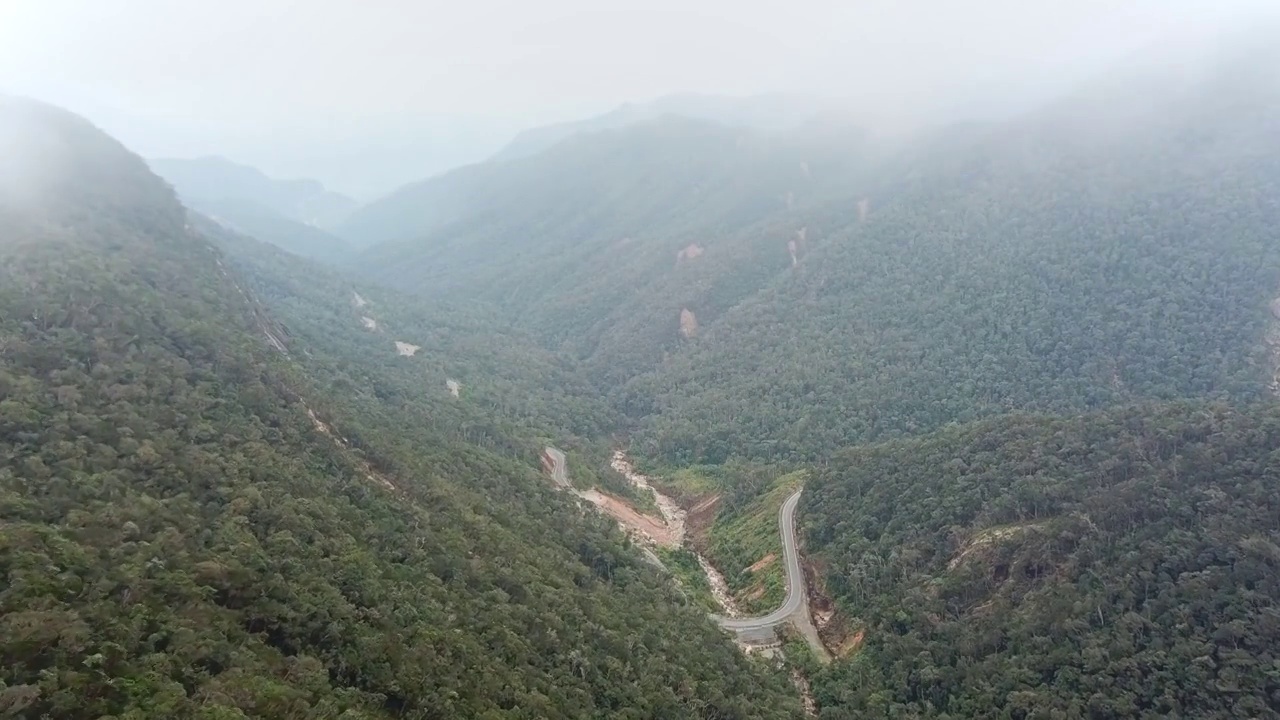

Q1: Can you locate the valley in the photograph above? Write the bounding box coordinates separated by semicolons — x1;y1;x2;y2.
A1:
0;97;804;719
545;447;827;658
5;21;1280;719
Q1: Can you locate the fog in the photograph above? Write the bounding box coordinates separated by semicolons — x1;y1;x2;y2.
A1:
2;0;1274;198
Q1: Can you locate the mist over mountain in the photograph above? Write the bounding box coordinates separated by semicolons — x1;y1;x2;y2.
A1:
333;39;1280;714
0;94;803;719
5;4;1280;718
150;156;358;227
147;156;357;262
491;92;833;162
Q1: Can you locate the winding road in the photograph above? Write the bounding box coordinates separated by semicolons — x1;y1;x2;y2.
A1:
544;447;569;487
713;489;807;631
545;447;824;655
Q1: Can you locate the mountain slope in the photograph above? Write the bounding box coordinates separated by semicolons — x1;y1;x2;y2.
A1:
345;116;877;387
801;403;1280;718
346;47;1280;471
627;52;1280;463
0;96;802;719
197;215;657;502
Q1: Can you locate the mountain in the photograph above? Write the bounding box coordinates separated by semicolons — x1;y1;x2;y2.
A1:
491;93;832;163
149;156;357;263
342;114;877;389
10;36;1280;719
345;46;1280;471
191;196;352;264
626;50;1280;463
332;48;1280;715
800;403;1280;717
151;156;358;228
0;96;803;718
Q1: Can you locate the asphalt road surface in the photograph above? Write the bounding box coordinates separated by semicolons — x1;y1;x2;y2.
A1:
545;446;569;487
714;489;805;631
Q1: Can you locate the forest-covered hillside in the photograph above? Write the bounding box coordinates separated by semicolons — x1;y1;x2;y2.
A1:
344;116;875;384
8;33;1280;720
342;49;1280;470
191;199;352;264
800;403;1280;718
330;48;1280;716
625;52;1280;463
199;215;648;502
0;96;802;719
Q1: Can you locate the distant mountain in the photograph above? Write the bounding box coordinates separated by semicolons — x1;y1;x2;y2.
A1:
491;92;832;163
194;196;352;263
345;43;1280;468
629;49;1280;463
9;34;1280;719
150;156;357;261
150;155;358;228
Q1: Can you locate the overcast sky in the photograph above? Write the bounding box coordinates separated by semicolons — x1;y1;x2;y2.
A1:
1;0;1274;198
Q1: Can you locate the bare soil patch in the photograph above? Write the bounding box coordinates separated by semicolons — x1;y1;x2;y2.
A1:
576;489;680;547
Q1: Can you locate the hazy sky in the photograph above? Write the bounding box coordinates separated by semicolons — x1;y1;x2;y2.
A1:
1;0;1273;197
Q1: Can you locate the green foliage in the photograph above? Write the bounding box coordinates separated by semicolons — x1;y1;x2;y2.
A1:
203;214;623;444
10;46;1280;719
779;637;820;679
630;69;1280;465
0;97;802;719
342;57;1280;478
706;471;805;614
346;117;873;390
648;462;800;614
657;466;722;501
653;548;721;615
801;403;1280;718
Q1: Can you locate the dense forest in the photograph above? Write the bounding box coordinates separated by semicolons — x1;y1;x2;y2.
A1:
344;116;876;386
7;35;1280;720
800;404;1280;718
335;44;1280;718
626;55;1280;464
0;97;802;718
342;50;1280;470
199;216;651;508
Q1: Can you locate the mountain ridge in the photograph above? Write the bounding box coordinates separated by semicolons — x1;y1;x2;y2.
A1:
491;92;833;163
150;155;358;227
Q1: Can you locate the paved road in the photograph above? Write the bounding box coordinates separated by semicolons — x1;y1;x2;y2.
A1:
714;489;806;631
544;447;569;488
546;446;811;639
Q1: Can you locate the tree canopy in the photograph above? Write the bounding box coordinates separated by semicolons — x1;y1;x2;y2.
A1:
0;96;801;719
